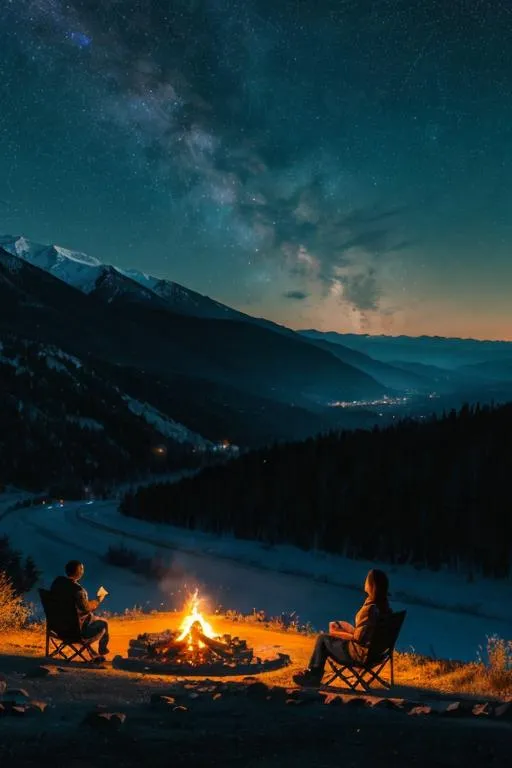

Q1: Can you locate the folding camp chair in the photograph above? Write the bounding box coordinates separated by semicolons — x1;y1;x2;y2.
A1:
39;588;104;662
323;610;406;691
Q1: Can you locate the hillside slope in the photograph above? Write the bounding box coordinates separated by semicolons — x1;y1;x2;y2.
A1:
0;247;385;420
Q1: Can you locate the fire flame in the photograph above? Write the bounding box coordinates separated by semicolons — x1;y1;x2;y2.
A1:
177;589;216;645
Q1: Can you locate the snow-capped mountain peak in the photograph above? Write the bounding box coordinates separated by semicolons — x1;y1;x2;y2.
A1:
0;233;248;320
116;267;160;292
0;234;103;293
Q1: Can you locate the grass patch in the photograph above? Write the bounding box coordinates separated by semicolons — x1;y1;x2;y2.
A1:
104;544;184;581
396;634;512;699
0;571;31;631
223;607;316;635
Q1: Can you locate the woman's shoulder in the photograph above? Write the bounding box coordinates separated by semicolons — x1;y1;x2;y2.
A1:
360;600;391;618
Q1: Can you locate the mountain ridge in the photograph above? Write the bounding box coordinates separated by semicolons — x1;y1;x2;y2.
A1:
0;245;387;447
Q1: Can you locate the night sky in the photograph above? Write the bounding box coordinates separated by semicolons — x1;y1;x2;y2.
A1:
1;1;511;339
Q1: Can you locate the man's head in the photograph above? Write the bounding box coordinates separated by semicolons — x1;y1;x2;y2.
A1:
65;560;84;581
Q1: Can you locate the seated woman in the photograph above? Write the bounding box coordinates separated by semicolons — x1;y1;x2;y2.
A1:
293;568;391;687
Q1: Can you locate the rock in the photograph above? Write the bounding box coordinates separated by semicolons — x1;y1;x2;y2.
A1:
151;694;176;706
325;695;344;706
443;701;474;717
84;711;126;730
473;703;493;717
344;696;369;708
245;682;269;699
408;705;434;716
172;705;188;713
27;700;48;714
286;698;301;705
4;688;30;700
11;705;28;717
297;691;326;705
2;689;31;706
494;702;512;720
370;698;404;711
0;680;6;697
25;665;58;679
212;693;222;701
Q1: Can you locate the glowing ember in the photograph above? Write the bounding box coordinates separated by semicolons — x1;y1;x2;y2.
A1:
176;589;215;646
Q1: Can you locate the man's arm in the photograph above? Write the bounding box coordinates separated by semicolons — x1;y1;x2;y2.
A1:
75;585;100;614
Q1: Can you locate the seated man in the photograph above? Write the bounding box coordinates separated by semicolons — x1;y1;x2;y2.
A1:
293;569;391;687
51;560;109;661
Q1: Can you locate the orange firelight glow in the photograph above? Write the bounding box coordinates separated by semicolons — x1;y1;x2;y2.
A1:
176;590;216;647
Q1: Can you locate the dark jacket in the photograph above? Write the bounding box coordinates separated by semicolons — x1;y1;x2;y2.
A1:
348;598;390;662
51;576;92;625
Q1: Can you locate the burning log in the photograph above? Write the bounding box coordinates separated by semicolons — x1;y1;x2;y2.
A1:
119;590;290;675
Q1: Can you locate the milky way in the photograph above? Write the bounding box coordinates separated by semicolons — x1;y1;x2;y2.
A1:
1;0;512;338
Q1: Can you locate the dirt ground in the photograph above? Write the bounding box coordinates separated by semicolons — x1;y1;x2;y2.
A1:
1;614;511;767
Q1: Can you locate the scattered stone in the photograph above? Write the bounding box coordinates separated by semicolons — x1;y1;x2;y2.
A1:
212;693;222;701
84;711;126;730
245;682;269;699
0;680;6;697
4;688;30;700
188;692;200;700
494;702;512;720
344;696;369;708
473;703;493;717
172;705;188;713
11;705;28;717
25;665;58;679
27;700;48;715
325;695;344;706
286;698;301;706
443;701;474;717
370;698;404;711
150;694;176;706
408;705;434;716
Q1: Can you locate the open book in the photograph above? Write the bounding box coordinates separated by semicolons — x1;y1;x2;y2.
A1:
97;586;109;601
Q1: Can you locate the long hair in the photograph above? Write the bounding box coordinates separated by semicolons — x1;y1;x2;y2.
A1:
365;569;390;613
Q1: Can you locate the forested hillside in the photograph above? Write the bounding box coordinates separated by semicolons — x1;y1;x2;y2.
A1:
0;335;203;493
121;403;512;578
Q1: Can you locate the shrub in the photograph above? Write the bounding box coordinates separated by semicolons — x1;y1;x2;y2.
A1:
481;634;512;693
0;571;31;631
104;544;183;581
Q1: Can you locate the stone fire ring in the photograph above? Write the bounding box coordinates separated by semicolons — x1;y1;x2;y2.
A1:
112;651;291;677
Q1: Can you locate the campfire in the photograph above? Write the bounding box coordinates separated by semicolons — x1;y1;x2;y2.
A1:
116;590;291;676
128;590;253;667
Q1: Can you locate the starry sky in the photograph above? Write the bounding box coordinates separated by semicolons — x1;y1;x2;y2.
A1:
1;0;511;339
